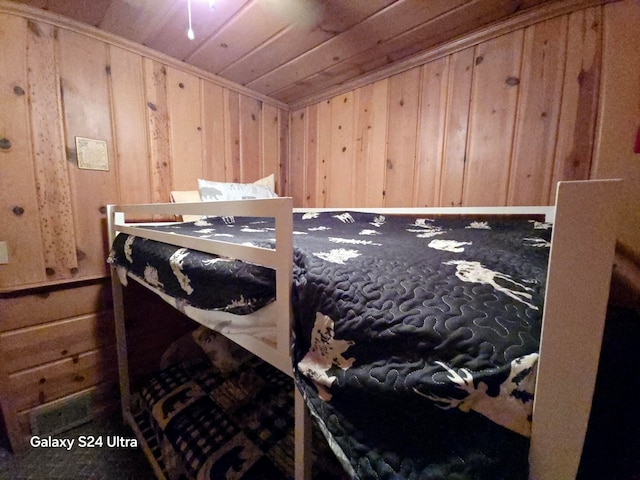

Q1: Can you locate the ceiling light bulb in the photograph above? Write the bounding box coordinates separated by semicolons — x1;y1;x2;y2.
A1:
209;0;215;9
187;27;194;40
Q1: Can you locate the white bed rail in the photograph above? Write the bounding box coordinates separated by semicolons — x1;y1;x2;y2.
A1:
107;197;294;374
295;205;556;223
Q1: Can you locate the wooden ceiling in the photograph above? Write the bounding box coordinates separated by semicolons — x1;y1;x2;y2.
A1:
11;0;561;107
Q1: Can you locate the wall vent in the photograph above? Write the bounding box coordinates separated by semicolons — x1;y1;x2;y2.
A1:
29;392;93;437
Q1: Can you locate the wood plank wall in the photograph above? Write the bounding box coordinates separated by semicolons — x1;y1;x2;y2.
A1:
0;13;288;291
288;6;603;209
0;9;287;449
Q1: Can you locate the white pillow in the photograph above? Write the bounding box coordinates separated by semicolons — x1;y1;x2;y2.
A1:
170;190;205;222
253;173;276;193
198;178;278;201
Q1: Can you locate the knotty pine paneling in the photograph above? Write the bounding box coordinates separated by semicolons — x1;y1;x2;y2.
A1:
167;66;204;190
464;30;524;206
58;28;118;280
201;81;227;182
0;7;287;450
550;6;602;202
0;14;46;287
508;15;568;206
385;69;421;206
223;90;241;182
359;80;390;208
415;57;448;208
239;95;262;183
143;58;173;204
0;14;288;292
108;46;152;205
315;100;332;207
439;48;474;208
28;20;78;281
289;5;604;209
289;109;306;206
329;93;357;207
261;103;282;189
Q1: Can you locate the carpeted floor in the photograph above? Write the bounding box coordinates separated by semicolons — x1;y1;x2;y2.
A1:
0;414;155;480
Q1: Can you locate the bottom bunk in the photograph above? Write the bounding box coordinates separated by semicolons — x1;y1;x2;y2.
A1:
125;323;348;480
123;321;533;480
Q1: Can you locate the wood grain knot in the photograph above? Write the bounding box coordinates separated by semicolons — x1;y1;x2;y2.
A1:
13;86;25;96
45;267;55;276
12;206;24;216
0;138;11;150
505;76;520;86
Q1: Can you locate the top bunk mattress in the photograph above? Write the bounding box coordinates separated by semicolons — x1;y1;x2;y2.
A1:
108;211;552;441
109;215;278;315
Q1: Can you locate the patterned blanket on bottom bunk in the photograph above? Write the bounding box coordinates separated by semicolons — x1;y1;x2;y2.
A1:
110;211;552;479
136;326;347;480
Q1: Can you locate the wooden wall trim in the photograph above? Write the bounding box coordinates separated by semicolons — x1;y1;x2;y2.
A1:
0;274;107;296
289;0;618;110
0;0;288;111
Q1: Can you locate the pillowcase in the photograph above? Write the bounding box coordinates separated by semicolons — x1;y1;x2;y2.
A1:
170;190;205;222
198;178;278;201
171;174;277;220
253;173;276;193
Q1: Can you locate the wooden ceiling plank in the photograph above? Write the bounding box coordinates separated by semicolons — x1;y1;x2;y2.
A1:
46;0;111;26
287;0;612;108
144;0;251;61
186;0;291;74
219;0;396;86
272;0;525;103
10;0;47;9
246;0;466;95
99;0;178;45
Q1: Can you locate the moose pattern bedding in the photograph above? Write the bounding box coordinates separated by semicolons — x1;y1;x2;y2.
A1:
109;211;552;479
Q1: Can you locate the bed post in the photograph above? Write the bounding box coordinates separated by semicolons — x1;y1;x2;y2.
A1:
107;206;131;422
529;179;622;480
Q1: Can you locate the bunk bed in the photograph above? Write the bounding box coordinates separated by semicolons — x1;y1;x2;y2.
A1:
107;179;622;480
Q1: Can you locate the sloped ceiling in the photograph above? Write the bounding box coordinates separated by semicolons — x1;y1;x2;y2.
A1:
10;0;565;106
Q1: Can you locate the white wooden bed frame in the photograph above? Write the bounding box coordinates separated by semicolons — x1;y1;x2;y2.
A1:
107;179;622;480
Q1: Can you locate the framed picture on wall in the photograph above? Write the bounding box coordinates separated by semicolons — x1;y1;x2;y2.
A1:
75;136;109;171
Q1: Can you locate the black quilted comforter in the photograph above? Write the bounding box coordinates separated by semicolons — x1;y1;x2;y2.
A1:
109;211;552;479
